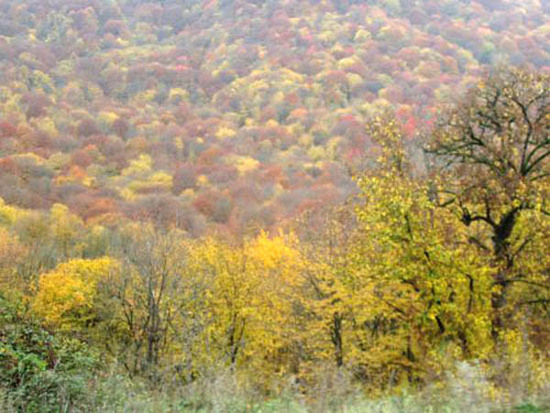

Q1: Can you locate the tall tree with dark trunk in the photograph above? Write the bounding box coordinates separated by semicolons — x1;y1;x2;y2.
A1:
427;67;550;341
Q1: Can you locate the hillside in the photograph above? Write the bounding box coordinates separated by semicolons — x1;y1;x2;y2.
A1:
0;0;548;235
1;2;550;412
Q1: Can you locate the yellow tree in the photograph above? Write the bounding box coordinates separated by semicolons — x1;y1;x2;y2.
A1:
32;257;119;332
293;206;357;374
49;203;85;259
184;232;304;387
350;112;494;388
241;232;304;382
185;237;251;371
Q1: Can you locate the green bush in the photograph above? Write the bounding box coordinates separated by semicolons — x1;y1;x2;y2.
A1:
0;295;98;412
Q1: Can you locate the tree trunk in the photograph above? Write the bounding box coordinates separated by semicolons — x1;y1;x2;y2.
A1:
330;312;344;367
490;209;518;341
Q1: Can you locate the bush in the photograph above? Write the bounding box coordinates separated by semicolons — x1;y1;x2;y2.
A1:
0;295;99;412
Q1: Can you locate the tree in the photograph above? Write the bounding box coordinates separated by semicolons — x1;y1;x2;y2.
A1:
427;67;550;341
32;257;118;333
349;111;494;387
293;205;356;371
182;232;304;385
49;203;85;259
0;227;27;297
106;223;187;379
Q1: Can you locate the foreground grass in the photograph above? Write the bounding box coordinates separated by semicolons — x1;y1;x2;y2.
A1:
2;359;549;412
3;369;548;413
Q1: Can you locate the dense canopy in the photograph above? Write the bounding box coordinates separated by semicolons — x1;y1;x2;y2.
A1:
0;0;548;235
0;1;549;412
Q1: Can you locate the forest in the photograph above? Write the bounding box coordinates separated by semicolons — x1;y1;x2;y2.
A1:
0;0;549;411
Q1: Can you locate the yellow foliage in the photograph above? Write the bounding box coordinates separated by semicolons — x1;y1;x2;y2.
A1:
230;155;260;175
46;152;71;170
197;174;209;186
149;171;173;186
174;136;184;150
32;257;119;330
354;28;371;42
31;70;54;93
308;146;326;161
280;68;305;84
134;89;157;103
0;198;21;225
97;111;119;127
49;203;84;255
215;125;237;140
169;88;189;103
182;233;305;379
122;154;153;176
0;227;27;293
337;56;359;71
127;171;172;194
33;117;58;137
247;231;301;272
346;73;364;88
120;188;136;201
13;152;45;165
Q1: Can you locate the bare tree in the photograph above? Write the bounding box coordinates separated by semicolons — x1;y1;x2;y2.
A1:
107;224;187;380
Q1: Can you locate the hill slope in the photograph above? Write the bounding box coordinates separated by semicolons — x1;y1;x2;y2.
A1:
0;0;548;234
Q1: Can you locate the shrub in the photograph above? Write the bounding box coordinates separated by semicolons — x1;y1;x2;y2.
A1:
0;295;99;412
